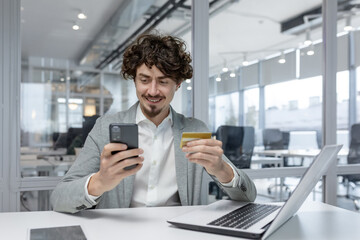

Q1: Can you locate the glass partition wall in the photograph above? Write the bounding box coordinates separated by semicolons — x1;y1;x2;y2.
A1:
18;0;193;211
208;0;360;211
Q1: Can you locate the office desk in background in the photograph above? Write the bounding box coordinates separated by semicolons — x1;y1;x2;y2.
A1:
1;201;359;240
20;147;67;156
253;148;348;159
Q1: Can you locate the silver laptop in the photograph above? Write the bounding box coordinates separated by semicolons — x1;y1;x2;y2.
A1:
168;145;342;239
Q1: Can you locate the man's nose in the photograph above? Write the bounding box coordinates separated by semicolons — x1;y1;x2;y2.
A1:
148;81;159;96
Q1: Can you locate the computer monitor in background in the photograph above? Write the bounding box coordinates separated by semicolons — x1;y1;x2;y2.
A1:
82;115;100;144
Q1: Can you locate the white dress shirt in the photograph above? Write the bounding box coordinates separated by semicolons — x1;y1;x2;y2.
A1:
130;105;179;207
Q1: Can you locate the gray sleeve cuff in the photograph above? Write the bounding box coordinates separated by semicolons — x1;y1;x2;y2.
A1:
218;163;240;188
84;173;101;204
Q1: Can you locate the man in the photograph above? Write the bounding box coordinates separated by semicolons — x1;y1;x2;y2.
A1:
51;32;256;213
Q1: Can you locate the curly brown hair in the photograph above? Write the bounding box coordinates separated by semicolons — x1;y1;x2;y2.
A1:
121;32;193;84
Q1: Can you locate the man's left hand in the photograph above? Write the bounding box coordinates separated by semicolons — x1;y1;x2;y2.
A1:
182;139;234;183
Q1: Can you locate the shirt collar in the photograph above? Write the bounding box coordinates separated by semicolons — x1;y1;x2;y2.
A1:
136;104;173;127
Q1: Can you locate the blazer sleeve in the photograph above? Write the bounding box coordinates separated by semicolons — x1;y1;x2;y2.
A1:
50;118;104;213
210;155;257;202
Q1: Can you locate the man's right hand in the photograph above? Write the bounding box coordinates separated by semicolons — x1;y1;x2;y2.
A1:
87;143;144;196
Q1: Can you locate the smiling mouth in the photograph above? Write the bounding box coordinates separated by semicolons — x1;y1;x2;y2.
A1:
145;96;162;104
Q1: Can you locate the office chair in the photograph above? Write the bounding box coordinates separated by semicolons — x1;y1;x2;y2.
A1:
263;128;283;150
53;132;68;149
344;123;360;210
82;115;100;144
209;125;255;200
262;128;292;197
282;131;290;149
287;131;319;167
262;128;283;168
216;125;255;169
66;127;83;155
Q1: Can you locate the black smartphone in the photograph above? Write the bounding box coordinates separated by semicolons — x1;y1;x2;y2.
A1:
109;123;138;170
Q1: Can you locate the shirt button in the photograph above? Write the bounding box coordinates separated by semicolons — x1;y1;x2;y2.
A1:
149;185;155;190
154;135;157;140
152;160;157;165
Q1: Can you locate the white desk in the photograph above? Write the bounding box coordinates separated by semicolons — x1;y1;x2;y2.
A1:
20;159;53;176
21;147;67;156
1;201;359;240
251;155;283;167
47;158;75;175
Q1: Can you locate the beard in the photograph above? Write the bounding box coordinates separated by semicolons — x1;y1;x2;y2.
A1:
143;104;162;118
140;94;165;118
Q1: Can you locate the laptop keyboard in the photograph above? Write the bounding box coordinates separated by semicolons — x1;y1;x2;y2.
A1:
208;203;281;230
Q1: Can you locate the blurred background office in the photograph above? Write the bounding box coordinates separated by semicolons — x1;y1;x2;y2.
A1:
1;0;360;213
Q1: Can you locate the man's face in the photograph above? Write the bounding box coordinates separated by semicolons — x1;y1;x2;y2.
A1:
134;64;180;124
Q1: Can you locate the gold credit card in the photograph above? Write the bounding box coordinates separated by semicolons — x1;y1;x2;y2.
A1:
180;132;212;148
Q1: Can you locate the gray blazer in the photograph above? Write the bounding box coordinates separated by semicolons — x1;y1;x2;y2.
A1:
51;103;256;213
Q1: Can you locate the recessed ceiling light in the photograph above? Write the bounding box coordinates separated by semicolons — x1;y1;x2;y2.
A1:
72;24;80;30
306;44;315;56
78;12;87;20
278;51;286;64
306;50;315;56
304;39;312;46
344;15;353;32
278;58;286;64
344;25;354;32
185;79;191;83
187;86;192;91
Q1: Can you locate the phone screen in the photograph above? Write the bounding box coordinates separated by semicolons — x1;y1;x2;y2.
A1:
109;123;138;170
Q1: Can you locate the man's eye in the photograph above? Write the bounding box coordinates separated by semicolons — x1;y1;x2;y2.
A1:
160;80;168;85
140;79;148;83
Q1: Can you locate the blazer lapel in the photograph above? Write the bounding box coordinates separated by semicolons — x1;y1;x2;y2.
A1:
171;107;188;205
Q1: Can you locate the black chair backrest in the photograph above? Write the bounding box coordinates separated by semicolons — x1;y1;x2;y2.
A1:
263;128;284;150
82;115;100;144
53;132;68;149
282;131;290;149
216;125;255;169
66;127;83;148
347;123;360;182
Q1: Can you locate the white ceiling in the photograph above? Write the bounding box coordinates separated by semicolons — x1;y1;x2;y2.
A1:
21;0;126;60
21;0;359;74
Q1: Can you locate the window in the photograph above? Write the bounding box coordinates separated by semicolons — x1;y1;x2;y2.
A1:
244;88;259;129
337;71;349;130
214;92;239;129
265;77;322;130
